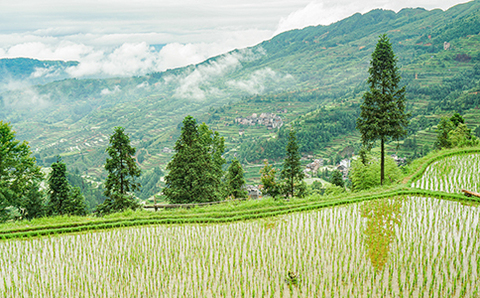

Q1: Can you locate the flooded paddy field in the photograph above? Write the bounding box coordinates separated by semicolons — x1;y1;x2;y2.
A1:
1;196;478;297
413;153;480;194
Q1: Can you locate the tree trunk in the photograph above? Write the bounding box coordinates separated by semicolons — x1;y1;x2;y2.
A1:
380;138;385;186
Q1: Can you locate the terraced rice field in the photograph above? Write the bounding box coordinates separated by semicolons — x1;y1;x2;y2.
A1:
412;153;480;194
1;196;478;297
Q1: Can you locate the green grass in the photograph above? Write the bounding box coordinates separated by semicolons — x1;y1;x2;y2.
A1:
2;147;480;240
1;184;478;240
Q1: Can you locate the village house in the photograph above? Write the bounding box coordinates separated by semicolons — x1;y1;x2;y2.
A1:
303;158;324;178
391;154;407;166
235;112;283;129
337;158;351;179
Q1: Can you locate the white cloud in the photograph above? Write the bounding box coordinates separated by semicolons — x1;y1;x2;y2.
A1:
171;48;264;100
273;0;470;36
274;2;328;35
0;0;470;79
136;81;149;88
227;68;294;95
31;66;62;78
3;87;51;110
100;85;121;95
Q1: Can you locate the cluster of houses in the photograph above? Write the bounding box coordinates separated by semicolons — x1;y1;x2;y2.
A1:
235;112;284;130
162;147;174;153
303;158;324;178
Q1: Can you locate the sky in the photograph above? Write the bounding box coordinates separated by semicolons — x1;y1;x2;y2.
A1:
0;0;470;77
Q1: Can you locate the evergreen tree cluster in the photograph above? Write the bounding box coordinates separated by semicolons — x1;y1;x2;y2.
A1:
260;129;306;199
0;122;147;222
164;116;248;204
46;158;87;216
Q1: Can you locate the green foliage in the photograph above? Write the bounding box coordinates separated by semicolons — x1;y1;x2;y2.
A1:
135;167;163;200
226;158;248;199
350;154;401;191
239;107;359;162
356;34;409;185
330;170;345;188
435;117;455;149
164;116;225;204
98;127;141;214
0;121;44;222
324;184;345;196
435;113;478;149
20;182;46;220
198;122;226;200
67;172;106;212
308;180;324;196
260;160;281;198
280;130;305;198
449;123;479;147
47;159;87;216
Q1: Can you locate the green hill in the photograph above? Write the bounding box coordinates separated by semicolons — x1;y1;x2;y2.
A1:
1;1;480;182
0;58;78;92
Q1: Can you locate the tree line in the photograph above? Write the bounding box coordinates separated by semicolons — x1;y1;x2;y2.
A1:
0;123;146;222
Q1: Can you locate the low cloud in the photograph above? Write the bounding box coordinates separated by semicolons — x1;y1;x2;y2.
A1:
169;48;265;100
136;81;149;88
100;85;121;95
31;66;62;78
227;68;294;95
2;86;51;111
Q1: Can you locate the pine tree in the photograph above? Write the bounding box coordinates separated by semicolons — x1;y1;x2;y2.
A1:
67;187;87;216
21;182;46;220
199;122;226;200
97;127;141;214
435;117;454;149
47;159;71;216
226;158;247;199
46;158;87;216
356;34;409;185
280;129;305;198
260;159;280;198
164;116;224;204
330;170;345;188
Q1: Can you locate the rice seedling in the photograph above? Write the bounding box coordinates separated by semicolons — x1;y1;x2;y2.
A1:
0;196;478;297
412;153;480;194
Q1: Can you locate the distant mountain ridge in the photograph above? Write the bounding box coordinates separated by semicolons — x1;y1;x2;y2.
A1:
1;0;480;179
0;58;78;92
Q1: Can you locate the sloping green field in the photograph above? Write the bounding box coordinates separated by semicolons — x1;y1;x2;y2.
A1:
1;148;479;296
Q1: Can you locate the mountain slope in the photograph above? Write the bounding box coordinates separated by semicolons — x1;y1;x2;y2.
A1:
1;0;480;179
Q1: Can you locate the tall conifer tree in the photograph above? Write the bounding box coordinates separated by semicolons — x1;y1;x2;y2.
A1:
98;127;141;214
199;122;226;200
281;129;305;198
226;158;247;199
164;116;225;204
356;34;409;185
47;158;86;216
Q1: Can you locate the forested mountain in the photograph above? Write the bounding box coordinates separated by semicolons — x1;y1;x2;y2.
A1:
1;0;480;181
0;58;78;92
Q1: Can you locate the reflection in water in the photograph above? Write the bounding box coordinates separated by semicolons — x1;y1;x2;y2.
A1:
361;197;403;272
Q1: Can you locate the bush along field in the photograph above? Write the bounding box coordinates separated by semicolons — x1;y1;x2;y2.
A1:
0;147;480;296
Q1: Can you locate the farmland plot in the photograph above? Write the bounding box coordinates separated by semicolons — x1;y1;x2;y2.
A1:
0;197;478;297
412;153;480;193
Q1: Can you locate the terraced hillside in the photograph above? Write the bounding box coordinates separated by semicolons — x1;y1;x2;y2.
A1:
1;1;480;179
0;148;479;296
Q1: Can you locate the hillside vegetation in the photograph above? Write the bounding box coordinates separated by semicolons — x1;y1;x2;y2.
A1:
1;148;480;297
1;1;480;181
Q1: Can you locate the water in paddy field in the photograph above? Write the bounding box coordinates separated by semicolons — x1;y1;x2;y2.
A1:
413;153;480;194
0;196;479;297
